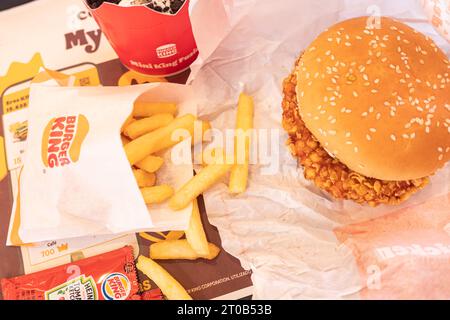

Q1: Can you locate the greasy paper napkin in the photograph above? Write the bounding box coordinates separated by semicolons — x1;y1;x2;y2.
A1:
190;0;450;299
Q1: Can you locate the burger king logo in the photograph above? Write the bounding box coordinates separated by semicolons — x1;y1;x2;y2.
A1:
101;273;131;300
41;115;89;168
156;43;178;58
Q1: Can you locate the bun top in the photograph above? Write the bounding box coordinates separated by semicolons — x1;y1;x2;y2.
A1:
296;16;450;181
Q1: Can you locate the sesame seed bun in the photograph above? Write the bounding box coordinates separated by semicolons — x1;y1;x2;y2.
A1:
296;16;450;181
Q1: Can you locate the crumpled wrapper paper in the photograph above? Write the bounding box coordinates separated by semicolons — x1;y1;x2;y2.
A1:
189;0;450;299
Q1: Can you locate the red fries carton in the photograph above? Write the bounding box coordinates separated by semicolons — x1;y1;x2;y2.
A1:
84;0;199;77
1;246;139;300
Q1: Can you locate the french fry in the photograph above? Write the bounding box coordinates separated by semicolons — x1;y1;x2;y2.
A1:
124;113;174;139
169;162;233;210
135;155;164;173
139;230;185;243
198;148;233;166
141;185;174;204
202;120;212;134
150;240;220;260
229;93;254;194
124;114;195;165
133;101;177;118
136;256;192;300
133;169;156;187
121;114;135;132
195;148;224;167
191;120;212;146
121;135;131;146
185;198;209;256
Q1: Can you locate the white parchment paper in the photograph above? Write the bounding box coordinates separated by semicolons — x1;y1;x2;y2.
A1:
190;0;450;299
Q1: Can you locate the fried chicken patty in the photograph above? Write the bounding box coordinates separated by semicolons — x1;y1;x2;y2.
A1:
281;61;429;206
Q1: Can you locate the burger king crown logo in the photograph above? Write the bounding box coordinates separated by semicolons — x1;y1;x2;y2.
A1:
101;273;131;300
41;115;89;168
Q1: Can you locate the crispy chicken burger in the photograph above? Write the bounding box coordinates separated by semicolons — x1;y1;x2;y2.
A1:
282;17;450;206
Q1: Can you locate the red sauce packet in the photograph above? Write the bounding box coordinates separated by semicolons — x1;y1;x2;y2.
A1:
1;246;140;300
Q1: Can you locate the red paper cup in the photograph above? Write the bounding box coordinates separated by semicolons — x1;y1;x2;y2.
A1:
85;1;199;77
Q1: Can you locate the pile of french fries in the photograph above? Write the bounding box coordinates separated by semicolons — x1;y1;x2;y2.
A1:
136;198;219;300
123;93;254;300
122;102;194;204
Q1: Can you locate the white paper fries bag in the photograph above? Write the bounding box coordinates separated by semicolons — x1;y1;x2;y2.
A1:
7;75;193;245
190;0;450;300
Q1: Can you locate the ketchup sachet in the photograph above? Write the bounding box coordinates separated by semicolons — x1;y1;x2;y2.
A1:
1;246;139;300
